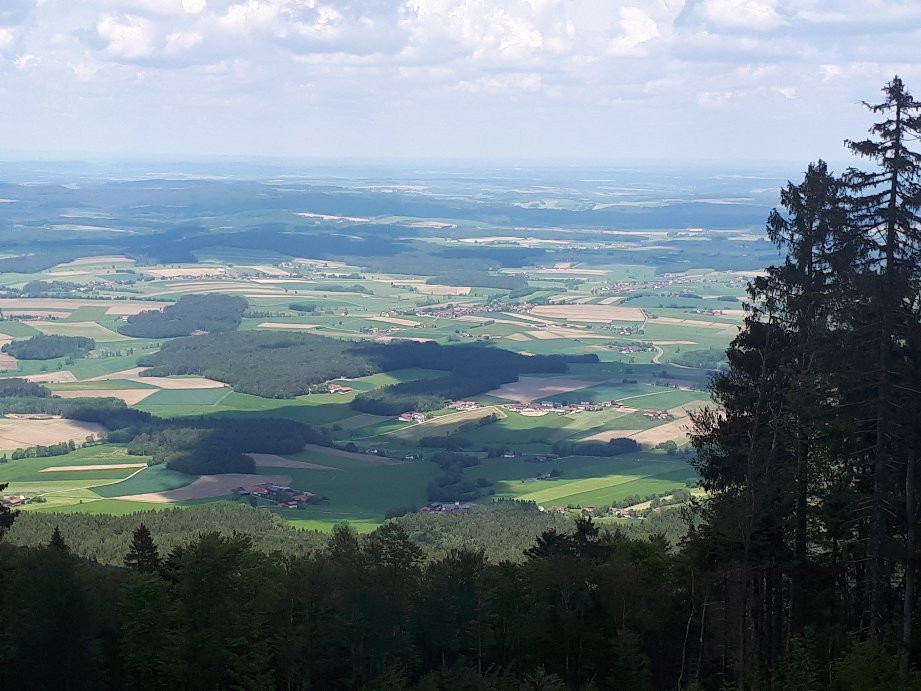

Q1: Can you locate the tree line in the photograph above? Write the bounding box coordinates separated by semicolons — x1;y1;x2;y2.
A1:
3;500;689;570
687;77;921;684
425;271;528;291
0;504;897;690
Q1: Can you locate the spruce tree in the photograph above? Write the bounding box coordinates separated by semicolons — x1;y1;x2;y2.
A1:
124;523;161;574
843;75;921;642
48;525;69;553
689;160;849;679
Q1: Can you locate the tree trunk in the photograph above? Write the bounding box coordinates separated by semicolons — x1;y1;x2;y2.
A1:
903;456;916;676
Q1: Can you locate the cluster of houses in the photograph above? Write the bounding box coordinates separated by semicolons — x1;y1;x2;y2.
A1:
594;274;710;297
616;343;655;355
506;399;629;415
415;300;534;321
420;501;473;514
642;408;672;420
449;401;480;411
536;505;644;519
397;411;427;422
1;494;29;508
325;383;354;394
235;483;317;509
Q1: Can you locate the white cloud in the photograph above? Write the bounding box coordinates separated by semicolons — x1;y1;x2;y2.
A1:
407;0;543;63
0;28;15;50
457;72;542;93
164;30;202;54
97;14;157;59
181;0;207;14
0;0;918;161
69;61;101;81
608;7;660;56
699;0;787;31
219;1;283;33
698;89;740;107
819;64;842;80
98;0;205;16
13;53;39;69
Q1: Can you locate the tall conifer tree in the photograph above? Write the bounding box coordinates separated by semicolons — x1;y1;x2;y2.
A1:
843;76;921;642
124;523;162;574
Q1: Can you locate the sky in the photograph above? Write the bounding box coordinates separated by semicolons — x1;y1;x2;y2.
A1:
0;0;919;164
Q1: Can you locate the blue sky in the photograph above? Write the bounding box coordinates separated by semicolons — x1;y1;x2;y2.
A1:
0;0;919;163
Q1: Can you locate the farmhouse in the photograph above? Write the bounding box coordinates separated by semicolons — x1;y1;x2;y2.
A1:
1;494;29;508
327;383;353;394
235;483;316;508
421;501;473;514
398;411;427;422
450;401;480;411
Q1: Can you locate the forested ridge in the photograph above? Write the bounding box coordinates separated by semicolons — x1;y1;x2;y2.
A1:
3;501;688;565
1;334;95;360
119;293;246;338
4;78;921;688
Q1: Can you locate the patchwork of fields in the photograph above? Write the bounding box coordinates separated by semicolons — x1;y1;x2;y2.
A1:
0;222;749;528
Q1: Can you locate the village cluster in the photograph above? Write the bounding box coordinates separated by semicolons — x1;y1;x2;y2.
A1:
397;400;480;423
414;300;534;321
234;482;319;509
504;399;673;420
593;271;719;296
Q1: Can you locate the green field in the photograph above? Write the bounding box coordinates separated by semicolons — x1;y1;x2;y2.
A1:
93;464;196;498
140;388;232;406
0;446;157;511
28;320;132;342
0;244;741;528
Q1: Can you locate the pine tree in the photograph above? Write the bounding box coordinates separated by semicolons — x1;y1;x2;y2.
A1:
124;523;161;574
48;525;69;553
